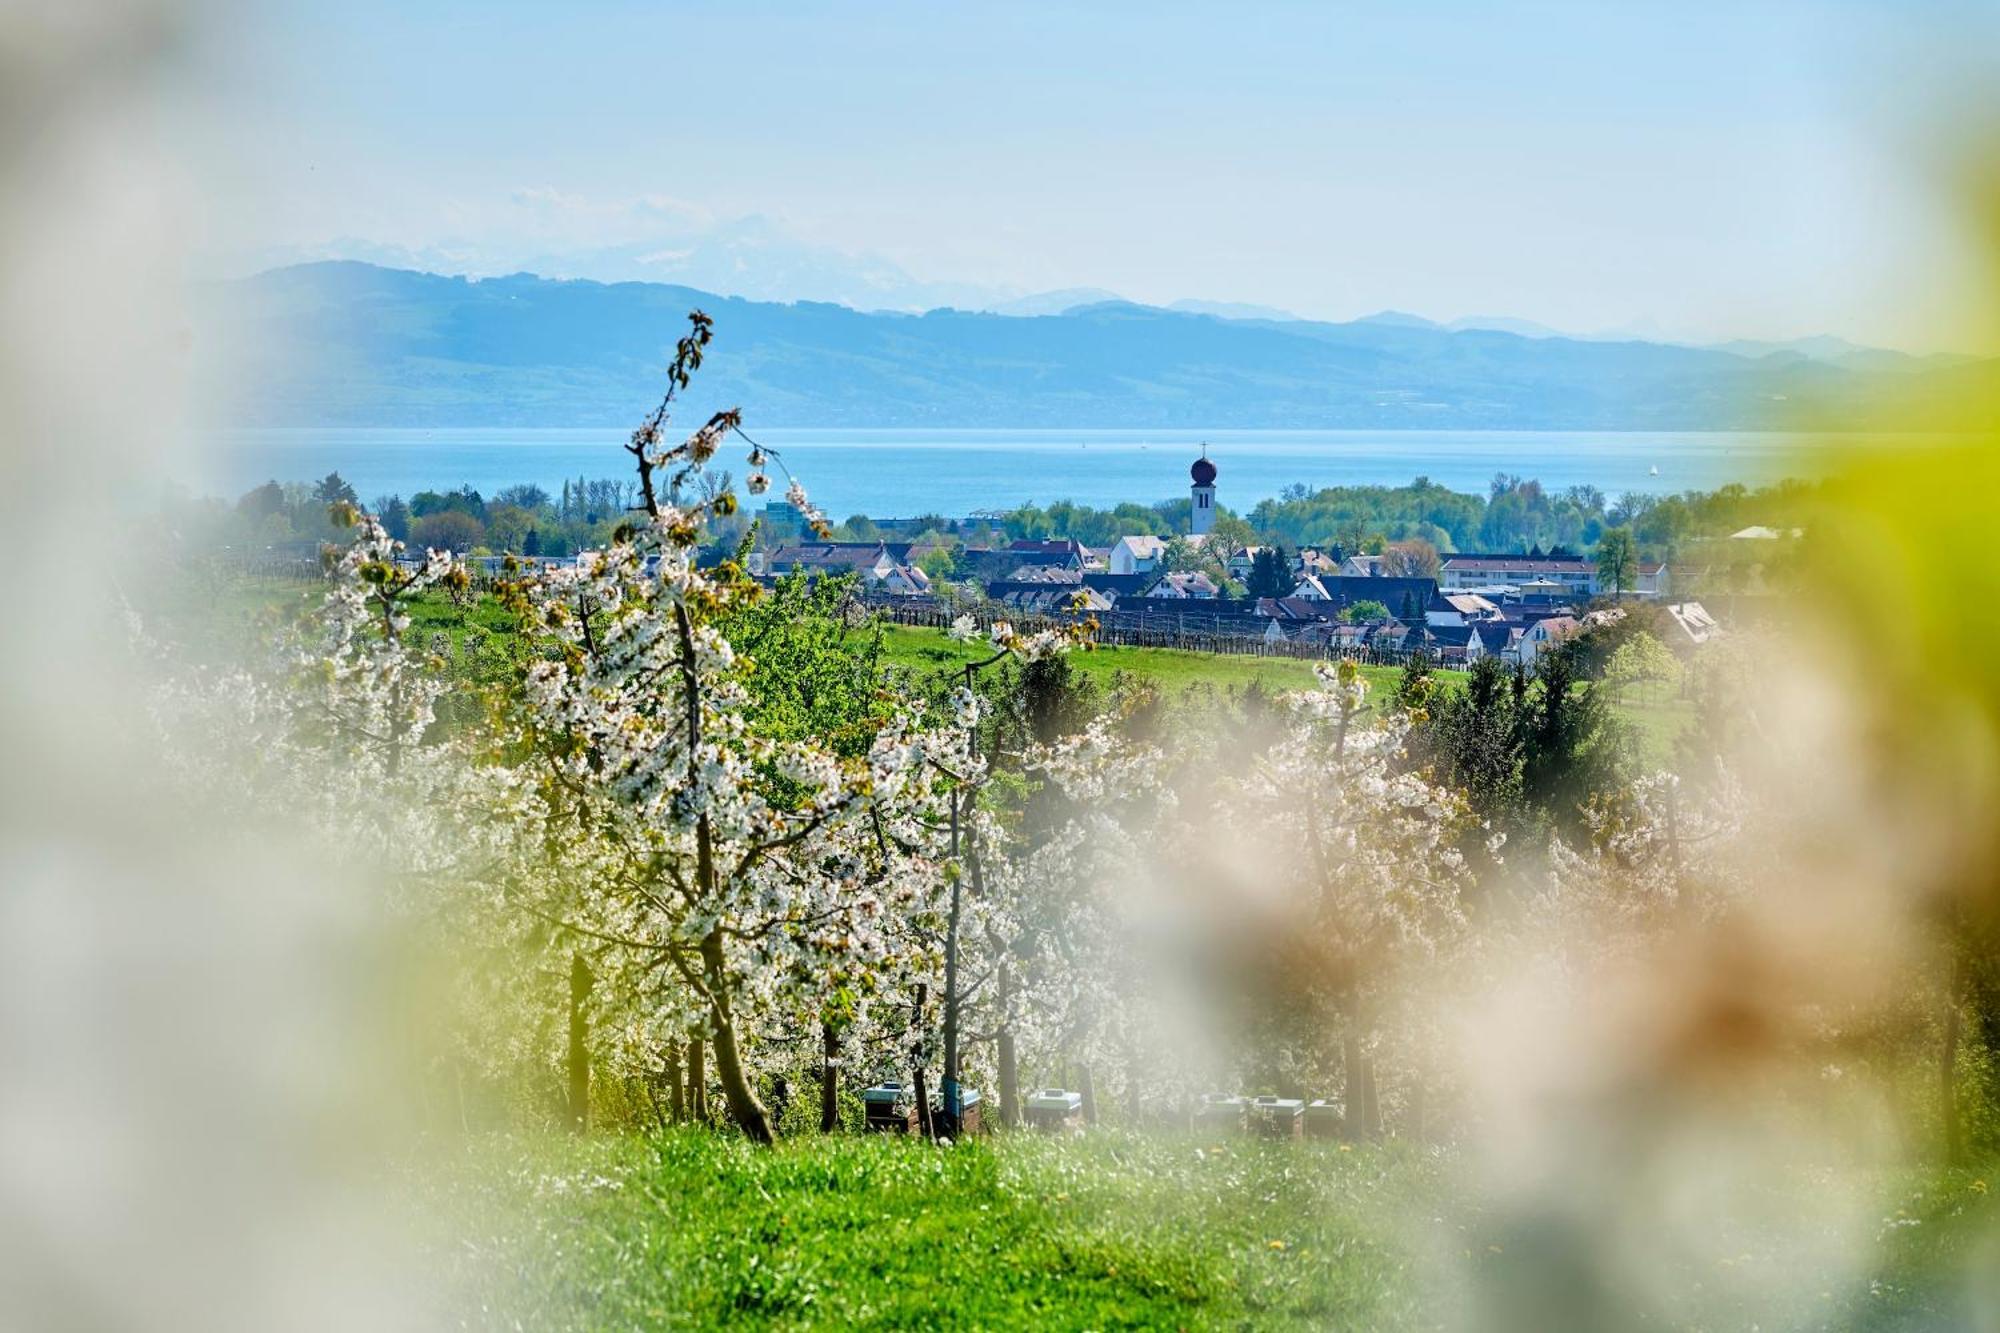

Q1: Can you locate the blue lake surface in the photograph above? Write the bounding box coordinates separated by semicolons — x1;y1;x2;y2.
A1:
213;427;1832;516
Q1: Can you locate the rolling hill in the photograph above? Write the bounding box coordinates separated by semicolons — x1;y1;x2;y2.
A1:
197;262;1988;430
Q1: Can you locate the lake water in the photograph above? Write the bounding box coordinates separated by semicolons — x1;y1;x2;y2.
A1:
213;427;1827;516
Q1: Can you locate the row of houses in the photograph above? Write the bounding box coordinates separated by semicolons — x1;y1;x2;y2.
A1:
748;451;1704;667
753;540;938;596
751;536;1717;667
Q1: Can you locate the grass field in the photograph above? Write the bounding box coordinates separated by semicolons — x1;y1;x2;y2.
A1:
879;623;1694;765
878;622;1408;697
413;1128;1999;1330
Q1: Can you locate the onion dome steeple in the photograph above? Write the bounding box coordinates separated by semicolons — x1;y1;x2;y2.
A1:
1189;444;1217;536
1190;446;1217;486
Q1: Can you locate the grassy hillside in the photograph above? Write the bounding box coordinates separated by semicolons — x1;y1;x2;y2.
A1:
879;622;1401;695
879;623;1694;763
412;1129;1998;1330
415;1129;1437;1329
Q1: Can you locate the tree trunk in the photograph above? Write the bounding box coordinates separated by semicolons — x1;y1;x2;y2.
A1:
1078;1062;1099;1126
771;1075;791;1127
687;1035;707;1123
1360;1054;1381;1140
1943;954;1966;1168
942;797;964;1127
997;965;1020;1128
911;981;935;1138
666;1040;684;1124
912;1062;934;1138
708;1009;771;1143
669;608;772;1145
1341;1030;1366;1140
702;929;775;1145
820;1021;842;1132
566;953;593;1133
642;1074;668;1133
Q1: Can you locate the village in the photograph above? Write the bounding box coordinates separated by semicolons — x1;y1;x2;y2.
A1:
748;450;1729;667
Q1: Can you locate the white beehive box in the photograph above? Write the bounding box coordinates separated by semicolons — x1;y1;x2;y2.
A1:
1024;1087;1084;1131
1195;1093;1248;1133
1250;1095;1305;1138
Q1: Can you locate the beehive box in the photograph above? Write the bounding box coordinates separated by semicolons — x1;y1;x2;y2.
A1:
1304;1098;1346;1140
1194;1094;1247;1135
1249;1095;1304;1139
861;1082;915;1133
1024;1087;1083;1132
935;1084;984;1137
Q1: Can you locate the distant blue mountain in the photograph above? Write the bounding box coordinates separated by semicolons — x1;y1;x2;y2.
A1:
986;288;1126;316
198;262;1984;429
1351;309;1441;330
1166;298;1302;321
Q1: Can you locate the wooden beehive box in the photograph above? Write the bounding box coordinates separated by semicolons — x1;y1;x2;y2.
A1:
1249;1095;1304;1139
936;1085;984;1137
1304;1098;1346;1140
862;1082;916;1133
1024;1087;1083;1132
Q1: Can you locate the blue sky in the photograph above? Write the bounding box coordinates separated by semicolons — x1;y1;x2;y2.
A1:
202;1;1997;349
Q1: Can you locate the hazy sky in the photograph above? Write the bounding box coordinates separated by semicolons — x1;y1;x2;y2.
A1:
198;0;1999;349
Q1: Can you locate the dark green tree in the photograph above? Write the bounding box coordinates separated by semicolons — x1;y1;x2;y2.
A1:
1246;545;1294;600
1519;650;1623;834
236;479;285;520
312;471;358;506
1595;526;1638;598
373;494;410;542
1433;655;1525;822
1343;598;1390;624
717;571;886;757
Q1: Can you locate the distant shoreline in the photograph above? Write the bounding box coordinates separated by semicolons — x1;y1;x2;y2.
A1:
194;426;1858;516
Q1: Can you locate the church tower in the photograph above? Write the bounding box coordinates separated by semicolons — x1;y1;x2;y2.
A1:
1189;446;1217;537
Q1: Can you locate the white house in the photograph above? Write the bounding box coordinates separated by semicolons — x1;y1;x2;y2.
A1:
1154;570;1219;599
1440;553;1595;595
1514;615;1580;666
1422;623;1488;664
1338;553;1384;577
1424;592;1503;628
764;541;932;597
1227;545;1266;582
1663;600;1723;646
1440;552;1671;599
875;563;932;597
1108;535;1168;575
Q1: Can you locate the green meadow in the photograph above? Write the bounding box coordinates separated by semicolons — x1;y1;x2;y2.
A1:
412;1128;1998;1331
